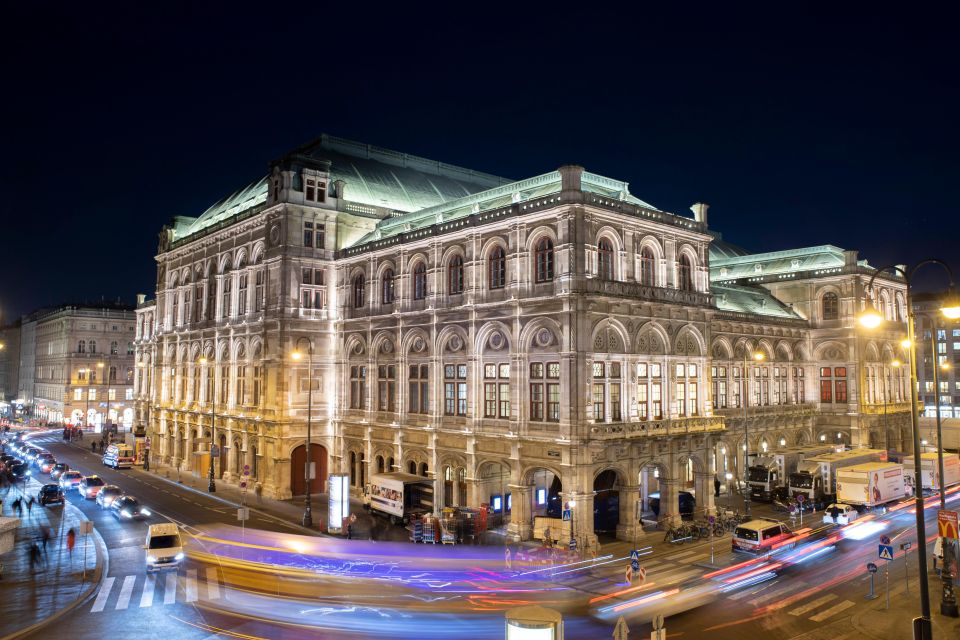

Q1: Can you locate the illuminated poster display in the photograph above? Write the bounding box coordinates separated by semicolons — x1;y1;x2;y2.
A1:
328;474;350;533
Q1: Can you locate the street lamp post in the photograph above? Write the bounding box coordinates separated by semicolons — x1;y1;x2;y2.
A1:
199;357;216;492
742;350;764;516
292;338;315;528
79;368;90;432
860;260;960;635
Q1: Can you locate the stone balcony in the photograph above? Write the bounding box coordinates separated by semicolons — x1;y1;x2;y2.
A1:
861;402;912;415
716;402;818;420
588;415;725;440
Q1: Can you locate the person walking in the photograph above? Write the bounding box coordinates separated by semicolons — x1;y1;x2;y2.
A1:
12;497;22;518
91;441;96;453
28;543;41;572
66;527;76;558
40;525;51;554
714;474;721;497
26;496;34;518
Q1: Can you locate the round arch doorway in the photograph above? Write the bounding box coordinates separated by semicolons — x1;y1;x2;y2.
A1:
593;469;621;540
291;443;328;496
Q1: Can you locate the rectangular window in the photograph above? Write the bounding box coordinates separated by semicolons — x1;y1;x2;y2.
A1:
593;362;604;378
529;361;560;422
676;362;698;417
236;365;247;405
378;365;396;412
836;379;848;403
252;366;262;406
793;367;804;403
305;180;316;202
125;388;134;401
221;277;232;319
820;366;833;404
444;364;467;416
732;367;742;408
255;270;265;312
593;383;605;421
483;362;510;418
315;224;325;250
530;383;544;421
408;364;429;414
237;274;248;315
74;388;83;401
303;221;313;247
89;389;96;401
350;366;367;410
610;383;621;421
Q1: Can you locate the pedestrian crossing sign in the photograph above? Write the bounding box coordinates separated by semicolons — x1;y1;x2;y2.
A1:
630;549;640;561
878;544;894;561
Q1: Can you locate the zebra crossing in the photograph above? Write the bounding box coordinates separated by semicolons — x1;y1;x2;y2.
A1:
726;577;857;623
90;567;222;613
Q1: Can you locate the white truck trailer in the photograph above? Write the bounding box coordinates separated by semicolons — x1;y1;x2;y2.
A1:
788;448;886;506
747;445;834;501
836;462;906;509
903;452;960;493
363;472;435;525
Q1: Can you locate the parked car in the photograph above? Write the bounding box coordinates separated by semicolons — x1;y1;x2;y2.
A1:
111;495;151;520
648;491;696;517
78;475;106;499
8;461;30;481
50;463;70;480
38;484;65;506
59;470;83;491
96;485;124;509
822;503;859;526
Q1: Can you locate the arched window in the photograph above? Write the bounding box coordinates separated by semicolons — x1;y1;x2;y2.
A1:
413;262;427;300
408;460;417;474
640;246;656;286
598;239;614;281
678;254;693;291
822;292;839;320
489;246;506;289
448;255;464;294
78;340;85;354
381;269;395;305
353;275;365;308
535;238;554;282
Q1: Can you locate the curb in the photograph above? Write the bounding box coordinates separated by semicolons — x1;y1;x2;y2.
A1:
0;502;110;640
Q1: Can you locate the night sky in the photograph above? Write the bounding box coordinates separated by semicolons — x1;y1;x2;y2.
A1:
2;4;958;321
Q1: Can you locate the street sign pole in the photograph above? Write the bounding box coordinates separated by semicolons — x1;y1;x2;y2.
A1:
901;541;913;593
866;563;879;600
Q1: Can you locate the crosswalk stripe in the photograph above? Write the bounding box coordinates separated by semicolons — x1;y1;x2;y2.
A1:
745;582;806;606
164;572;177;604
140;575;156;608
116;575;136;610
680;553;709;564
809;599;856;622
788;593;837;616
667;549;699;560
91;577;115;612
652;568;702;584
186;569;198;603
206;566;220;600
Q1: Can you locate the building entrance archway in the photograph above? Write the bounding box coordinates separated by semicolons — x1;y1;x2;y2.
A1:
593;469;621;538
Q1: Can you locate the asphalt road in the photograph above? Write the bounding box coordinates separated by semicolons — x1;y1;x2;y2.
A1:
15;433;957;639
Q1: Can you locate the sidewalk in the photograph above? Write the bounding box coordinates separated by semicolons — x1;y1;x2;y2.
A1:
849;569;960;639
0;482;105;639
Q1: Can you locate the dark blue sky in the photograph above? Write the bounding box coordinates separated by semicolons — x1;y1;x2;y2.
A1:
2;4;958;320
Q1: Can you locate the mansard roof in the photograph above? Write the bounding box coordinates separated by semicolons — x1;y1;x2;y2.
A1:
713;283;804;319
351;169;663;246
175;134;513;241
710;244;862;282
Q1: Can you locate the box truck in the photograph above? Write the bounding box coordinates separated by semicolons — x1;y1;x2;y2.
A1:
836;462;906;509
747;445;834;501
902;452;960;494
363;472;435;525
788;448;886;506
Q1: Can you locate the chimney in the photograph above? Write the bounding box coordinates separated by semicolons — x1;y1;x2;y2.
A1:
334;179;346;200
843;250;859;267
136;293;146;305
690;203;709;227
557;165;584;196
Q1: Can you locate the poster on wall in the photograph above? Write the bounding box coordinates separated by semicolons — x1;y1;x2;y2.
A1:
328;474;350;534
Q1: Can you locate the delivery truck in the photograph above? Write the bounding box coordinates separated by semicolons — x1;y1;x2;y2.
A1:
747;445;833;501
836;462;906;509
363;472;435;525
902;452;960;494
788;448;886;506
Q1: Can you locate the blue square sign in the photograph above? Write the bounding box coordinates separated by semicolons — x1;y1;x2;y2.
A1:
562;509;572;521
878;544;894;561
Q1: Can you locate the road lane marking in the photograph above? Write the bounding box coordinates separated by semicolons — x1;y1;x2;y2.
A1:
116;575;136;610
206;566;221;600
186;568;198;602
667;549;698;560
744;581;806;605
140;574;156;607
809;599;856;622
788;593;837;616
164;572;177;604
91;576;115;612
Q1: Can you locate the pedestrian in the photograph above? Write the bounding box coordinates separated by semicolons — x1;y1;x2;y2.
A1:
255;482;263;504
346;522;353;540
13;497;22;518
91;441;96;453
28;542;41;572
26;496;34;517
40;525;51;554
714;474;721;497
66;527;76;557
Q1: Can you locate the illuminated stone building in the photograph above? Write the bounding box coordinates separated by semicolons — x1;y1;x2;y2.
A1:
136;134;910;549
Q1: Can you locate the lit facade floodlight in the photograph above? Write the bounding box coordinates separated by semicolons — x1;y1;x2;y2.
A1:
859;306;884;329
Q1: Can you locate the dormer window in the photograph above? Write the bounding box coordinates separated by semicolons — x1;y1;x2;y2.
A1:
306;179;316;201
304;178;327;203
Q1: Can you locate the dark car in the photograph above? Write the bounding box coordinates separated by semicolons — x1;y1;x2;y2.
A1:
111;495;151;520
8;461;29;481
50;463;69;480
0;455;16;466
38;484;64;506
648;491;696;517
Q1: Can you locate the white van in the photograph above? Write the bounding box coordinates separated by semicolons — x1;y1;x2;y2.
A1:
732;518;796;554
144;523;184;572
103;444;135;469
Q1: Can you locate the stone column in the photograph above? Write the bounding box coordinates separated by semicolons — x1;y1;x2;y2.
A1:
660;479;682;528
616;485;644;542
565;490;598;554
695;472;716;516
507;484;532;541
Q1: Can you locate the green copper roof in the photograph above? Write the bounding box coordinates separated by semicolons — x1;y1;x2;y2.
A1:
173;134;512;242
710;245;849;281
713;283;803;319
351;170;662;245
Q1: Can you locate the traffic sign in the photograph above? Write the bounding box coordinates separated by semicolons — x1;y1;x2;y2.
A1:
879;534;891;545
630;549;641;561
878;544;894;561
237;507;250;521
867;562;878;573
562;509;572;521
568;538;577;551
240;481;248;493
708;515;716;525
797;494;805;503
631;558;640;571
938;510;959;540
